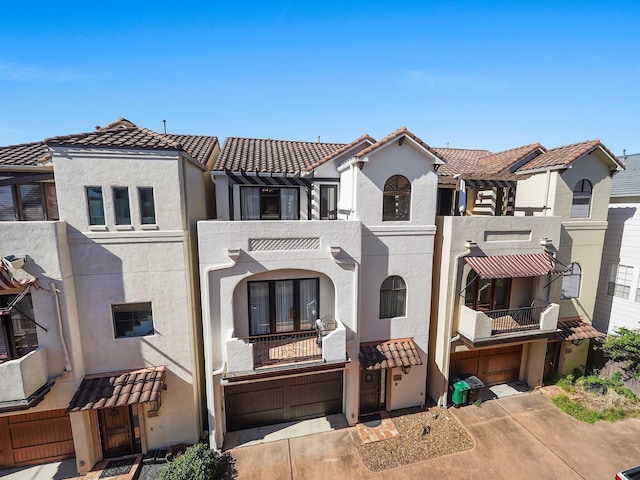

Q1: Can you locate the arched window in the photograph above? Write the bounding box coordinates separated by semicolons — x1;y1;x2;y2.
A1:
571;179;592;218
379;276;406;318
383;175;411;221
561;263;581;299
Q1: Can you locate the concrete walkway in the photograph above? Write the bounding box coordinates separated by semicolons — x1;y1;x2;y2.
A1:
230;392;640;480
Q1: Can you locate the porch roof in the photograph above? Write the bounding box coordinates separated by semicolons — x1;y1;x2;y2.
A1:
557;318;604;341
465;253;554;279
359;338;423;370
67;366;166;412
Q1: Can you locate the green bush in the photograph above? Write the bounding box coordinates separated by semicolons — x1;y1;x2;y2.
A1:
159;443;224;480
552;394;601;424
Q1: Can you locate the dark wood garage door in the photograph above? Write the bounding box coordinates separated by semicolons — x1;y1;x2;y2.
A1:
450;345;523;386
0;409;75;469
225;371;343;431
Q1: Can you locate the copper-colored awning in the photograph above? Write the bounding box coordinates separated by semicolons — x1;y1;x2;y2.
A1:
67;366;166;412
557;318;604;342
359;338;423;370
465;253;554;279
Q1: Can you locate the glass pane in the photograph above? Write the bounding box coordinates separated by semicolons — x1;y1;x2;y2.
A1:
260;188;280;219
275;280;294;332
280;188;299;220
320;185;337;220
112;302;153;337
298;279;319;330
19;184;45;221
248;282;270;335
139;188;156;224
87;187;105;225
0;185;17;221
45;183;59;220
241;187;260;220
477;278;493;310
493;278;509;309
113;187;131;225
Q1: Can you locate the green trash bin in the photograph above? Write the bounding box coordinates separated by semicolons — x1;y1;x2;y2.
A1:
450;380;471;407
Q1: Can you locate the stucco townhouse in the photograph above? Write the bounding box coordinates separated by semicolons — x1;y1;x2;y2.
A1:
0;119;219;474
198;129;623;448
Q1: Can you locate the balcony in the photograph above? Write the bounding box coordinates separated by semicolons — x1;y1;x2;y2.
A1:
0;347;48;403
458;303;559;344
225;319;347;377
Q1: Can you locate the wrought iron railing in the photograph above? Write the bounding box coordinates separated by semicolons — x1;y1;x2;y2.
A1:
240;330;323;368
485;305;547;335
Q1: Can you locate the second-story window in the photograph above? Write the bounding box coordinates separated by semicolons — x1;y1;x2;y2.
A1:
0;183;57;221
379;275;407;318
571;179;592;218
113;187;131;225
320;185;338;220
464;270;511;311
86;186;105;225
383;175;411;221
241;187;299;220
561;263;581;299
138;187;156;225
0;293;38;362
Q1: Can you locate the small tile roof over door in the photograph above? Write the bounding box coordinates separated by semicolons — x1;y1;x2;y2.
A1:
67;366;166;412
465;253;555;279
359;338;423;370
557;318;604;341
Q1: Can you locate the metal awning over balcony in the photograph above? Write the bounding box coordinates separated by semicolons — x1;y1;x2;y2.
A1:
465;253;554;279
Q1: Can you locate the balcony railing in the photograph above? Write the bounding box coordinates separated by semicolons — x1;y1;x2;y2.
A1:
458;303;559;342
226;319;347;375
485;305;547;335
241;330;323;368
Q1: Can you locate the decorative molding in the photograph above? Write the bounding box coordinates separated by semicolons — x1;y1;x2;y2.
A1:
248;237;320;252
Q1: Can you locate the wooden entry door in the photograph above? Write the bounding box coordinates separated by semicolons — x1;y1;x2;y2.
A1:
359;369;385;414
99;406;133;458
544;341;561;382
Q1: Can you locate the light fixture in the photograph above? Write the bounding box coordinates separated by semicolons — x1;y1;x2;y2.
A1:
464;240;477;249
539;238;553;247
401;365;412;375
571;339;584;346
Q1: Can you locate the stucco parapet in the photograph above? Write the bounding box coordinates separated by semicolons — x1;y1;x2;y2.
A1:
50;146;180;162
561;221;608;231
68;230;186;244
365;225;436;236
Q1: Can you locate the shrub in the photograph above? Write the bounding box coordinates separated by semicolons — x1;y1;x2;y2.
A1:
159;443;224;480
598;326;640;379
552;394;601;424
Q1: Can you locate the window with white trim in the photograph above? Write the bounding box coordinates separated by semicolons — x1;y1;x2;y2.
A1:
607;264;633;300
571;179;592;218
561;263;581;299
240;187;299;220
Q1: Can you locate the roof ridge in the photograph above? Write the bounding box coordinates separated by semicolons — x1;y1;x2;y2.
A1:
306;133;376;171
222;136;346;146
0;140;46;149
136;126;183;150
479;142;544;158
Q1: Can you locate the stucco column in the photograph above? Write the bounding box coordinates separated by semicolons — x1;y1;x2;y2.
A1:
69;410;97;475
525;340;547;388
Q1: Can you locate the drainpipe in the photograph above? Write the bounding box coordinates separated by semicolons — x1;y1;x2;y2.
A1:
201;248;241;449
51;282;72;373
543;168;551;216
440;241;475;405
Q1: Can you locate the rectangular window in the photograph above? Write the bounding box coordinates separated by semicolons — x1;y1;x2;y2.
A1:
240;187;299;220
607;264;633;300
113;187;131;225
0;183;54;221
0;293;38;362
248;278;319;335
320;185;338;220
112;302;154;338
138;187;156;224
87;186;105;225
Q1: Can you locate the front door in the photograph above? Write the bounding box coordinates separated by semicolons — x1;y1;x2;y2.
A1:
544;341;561;382
359;369;385;414
99;406;134;458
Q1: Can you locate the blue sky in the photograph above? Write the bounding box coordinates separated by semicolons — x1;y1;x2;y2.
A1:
1;1;639;155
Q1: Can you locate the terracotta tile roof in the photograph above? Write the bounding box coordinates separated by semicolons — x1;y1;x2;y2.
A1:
306;133;375;171
214;137;348;173
557;318;604;341
465;253;554;279
67;366;166;412
433;147;492;177
359;338;423;370
44;118;218;168
515;139;622;173
477;143;544;175
354;127;443;162
0;141;50;167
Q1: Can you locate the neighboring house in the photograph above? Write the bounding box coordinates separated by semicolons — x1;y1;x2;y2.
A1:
0;119;219;474
199;128;443;448
428;139;623;406
594;152;640;334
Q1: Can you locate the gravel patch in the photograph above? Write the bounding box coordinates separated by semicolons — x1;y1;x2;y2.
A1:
136;462;166;480
357;406;473;471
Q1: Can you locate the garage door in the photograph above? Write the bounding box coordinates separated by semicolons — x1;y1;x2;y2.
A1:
0;409;75;469
225;371;343;431
450;345;523;386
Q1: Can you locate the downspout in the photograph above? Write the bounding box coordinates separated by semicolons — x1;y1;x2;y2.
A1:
440;242;474;405
51;283;72;373
543;168;551;216
201;248;241;449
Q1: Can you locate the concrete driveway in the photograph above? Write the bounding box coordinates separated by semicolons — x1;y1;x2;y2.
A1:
230;392;640;480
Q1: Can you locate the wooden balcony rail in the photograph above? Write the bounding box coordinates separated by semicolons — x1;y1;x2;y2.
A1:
485;305;547;335
240;330;324;368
